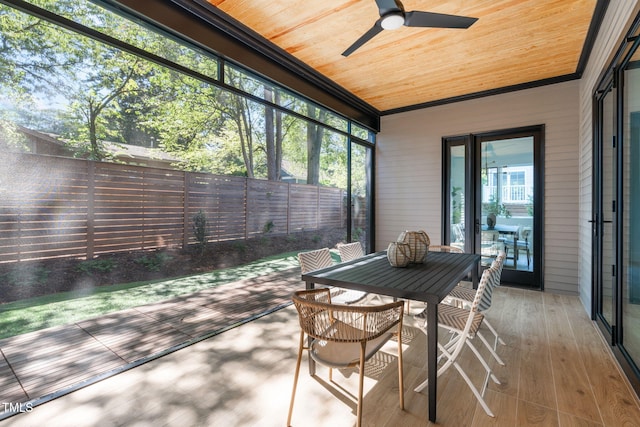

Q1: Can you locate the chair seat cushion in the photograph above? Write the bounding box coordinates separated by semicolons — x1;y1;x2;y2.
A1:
310;320;393;368
331;289;368;304
448;285;475;303
437;304;484;335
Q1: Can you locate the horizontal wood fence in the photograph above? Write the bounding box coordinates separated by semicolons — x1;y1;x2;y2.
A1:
0;153;346;263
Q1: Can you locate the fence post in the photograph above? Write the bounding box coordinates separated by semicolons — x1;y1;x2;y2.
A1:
87;161;95;260
289;183;292;235
183;171;190;249
244;178;248;240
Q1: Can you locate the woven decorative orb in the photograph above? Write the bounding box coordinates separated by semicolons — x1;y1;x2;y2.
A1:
397;230;430;263
387;242;412;267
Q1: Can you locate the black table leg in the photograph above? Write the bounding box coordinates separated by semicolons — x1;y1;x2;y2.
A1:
427;300;438;422
473;261;479;287
305;280;316;375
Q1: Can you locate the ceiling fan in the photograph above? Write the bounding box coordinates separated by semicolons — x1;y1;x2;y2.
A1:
342;0;478;56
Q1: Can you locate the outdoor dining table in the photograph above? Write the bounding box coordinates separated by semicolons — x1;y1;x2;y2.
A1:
301;249;481;423
482;224;519;266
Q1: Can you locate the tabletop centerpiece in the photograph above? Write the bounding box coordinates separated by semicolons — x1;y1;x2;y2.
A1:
387;230;430;267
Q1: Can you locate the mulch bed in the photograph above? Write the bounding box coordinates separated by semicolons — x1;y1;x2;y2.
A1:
0;228;346;304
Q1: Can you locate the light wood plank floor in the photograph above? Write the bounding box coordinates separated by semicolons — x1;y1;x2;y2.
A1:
3;286;640;427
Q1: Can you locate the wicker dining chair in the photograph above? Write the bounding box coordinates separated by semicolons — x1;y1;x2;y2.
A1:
414;267;500;417
287;288;405;427
336;242;384;304
336;241;365;262
298;248;368;304
446;251;507;365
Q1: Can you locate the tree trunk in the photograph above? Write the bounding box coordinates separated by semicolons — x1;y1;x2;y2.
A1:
236;96;254;178
264;88;283;181
88;104;102;161
265;88;277;180
306;104;325;185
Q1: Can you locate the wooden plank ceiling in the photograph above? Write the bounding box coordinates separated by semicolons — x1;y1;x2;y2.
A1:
207;0;599;113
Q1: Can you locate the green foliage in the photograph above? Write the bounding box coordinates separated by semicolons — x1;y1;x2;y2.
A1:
232;241;247;253
526;194;534;216
1;265;49;287
0;0;358;187
312;234;321;243
483;195;511;218
263;220;275;234
0;120;30;152
193;210;207;251
352;227;363;241
76;258;117;275
136;252;171;272
286;234;297;243
451;186;462;224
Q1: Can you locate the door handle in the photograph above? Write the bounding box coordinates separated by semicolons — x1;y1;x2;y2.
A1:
475;219;480;234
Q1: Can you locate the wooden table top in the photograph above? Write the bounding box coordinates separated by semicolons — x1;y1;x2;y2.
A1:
301;250;480;304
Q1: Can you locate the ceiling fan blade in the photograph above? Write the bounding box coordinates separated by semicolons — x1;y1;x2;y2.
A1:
342;21;384;57
405;11;478;29
375;0;402;15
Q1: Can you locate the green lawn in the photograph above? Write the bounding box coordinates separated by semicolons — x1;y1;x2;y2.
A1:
0;251;305;340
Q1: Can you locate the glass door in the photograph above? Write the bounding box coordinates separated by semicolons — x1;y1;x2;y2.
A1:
444;136;470;252
621;61;640;373
593;15;640;394
476;129;541;286
590;8;640;394
594;81;616;335
443;126;543;287
349;140;373;253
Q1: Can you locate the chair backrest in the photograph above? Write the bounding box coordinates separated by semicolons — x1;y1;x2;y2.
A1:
292;288;404;343
337;242;364;262
482;230;499;242
492;251;506;279
472;253;505;313
477;264;500;312
450;268;492;352
298;248;333;274
430;245;464;253
452;223;464;243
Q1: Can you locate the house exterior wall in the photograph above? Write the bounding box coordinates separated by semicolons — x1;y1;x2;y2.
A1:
577;1;639;315
376;1;640;302
377;80;580;295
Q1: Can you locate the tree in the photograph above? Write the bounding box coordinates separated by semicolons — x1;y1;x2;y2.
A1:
0;4;153;159
263;88;300;181
0;2;227;161
0;1;350;185
64;54;147;160
264;88;282;181
306;104;326;185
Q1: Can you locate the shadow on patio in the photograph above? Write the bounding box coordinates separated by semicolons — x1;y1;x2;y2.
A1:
0;267;303;420
3;284;640;426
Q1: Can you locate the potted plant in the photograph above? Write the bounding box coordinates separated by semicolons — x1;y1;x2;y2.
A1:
451;186;462;224
483;194;510;229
